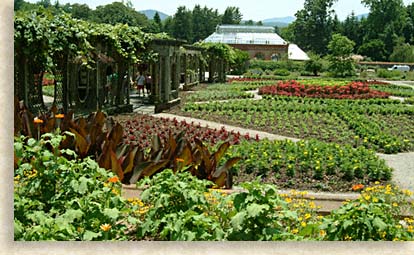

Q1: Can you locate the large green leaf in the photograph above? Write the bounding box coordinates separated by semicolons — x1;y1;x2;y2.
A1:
246;203;270;218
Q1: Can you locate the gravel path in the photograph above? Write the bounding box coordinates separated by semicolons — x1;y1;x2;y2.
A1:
377;152;414;191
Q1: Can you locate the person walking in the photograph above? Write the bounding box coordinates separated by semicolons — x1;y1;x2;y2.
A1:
136;72;145;97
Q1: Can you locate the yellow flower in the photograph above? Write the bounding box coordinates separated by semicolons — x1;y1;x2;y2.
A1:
392;202;399;207
292;228;299;234
285;197;292;203
301;222;307;227
304;213;311;220
372;197;379;203
100;223;112;232
319;230;326;237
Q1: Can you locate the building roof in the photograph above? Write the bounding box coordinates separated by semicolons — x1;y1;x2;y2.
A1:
204;25;287;45
288;44;310;61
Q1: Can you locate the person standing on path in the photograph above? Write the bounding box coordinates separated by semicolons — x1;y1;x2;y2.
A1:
136;72;145;97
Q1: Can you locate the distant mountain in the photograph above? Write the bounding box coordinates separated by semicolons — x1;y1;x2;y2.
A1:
356;13;369;20
262;16;296;24
261;16;295;28
139;9;169;20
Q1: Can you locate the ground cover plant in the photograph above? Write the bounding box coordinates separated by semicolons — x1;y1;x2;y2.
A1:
368;83;414;98
224;139;393;192
179;95;414;153
182;90;254;103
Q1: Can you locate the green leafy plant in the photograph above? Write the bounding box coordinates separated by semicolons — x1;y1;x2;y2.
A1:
320;183;414;241
135;170;225;240
224;180;320;241
14;132;132;241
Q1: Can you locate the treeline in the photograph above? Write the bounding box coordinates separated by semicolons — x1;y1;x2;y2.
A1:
15;0;414;62
14;0;249;44
281;0;414;62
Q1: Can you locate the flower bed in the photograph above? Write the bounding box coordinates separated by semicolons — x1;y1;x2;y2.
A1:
225;139;393;192
258;80;390;99
115;114;256;148
179;96;414;153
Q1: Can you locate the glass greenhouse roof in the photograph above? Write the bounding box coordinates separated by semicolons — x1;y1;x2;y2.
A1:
204;25;287;45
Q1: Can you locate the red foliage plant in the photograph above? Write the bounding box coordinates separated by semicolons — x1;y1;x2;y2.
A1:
118;114;255;149
258;80;390;100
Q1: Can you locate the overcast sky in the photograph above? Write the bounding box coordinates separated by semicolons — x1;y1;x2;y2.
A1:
25;0;414;21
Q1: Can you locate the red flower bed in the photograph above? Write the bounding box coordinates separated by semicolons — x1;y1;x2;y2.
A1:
258;80;390;99
117;114;258;148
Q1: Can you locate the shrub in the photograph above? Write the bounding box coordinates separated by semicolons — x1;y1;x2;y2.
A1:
273;69;291;76
377;69;402;79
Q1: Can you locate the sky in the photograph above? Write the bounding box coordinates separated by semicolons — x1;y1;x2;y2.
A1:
25;0;414;21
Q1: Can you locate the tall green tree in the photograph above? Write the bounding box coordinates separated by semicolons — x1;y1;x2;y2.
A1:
291;0;338;55
221;6;242;25
327;34;355;77
358;39;386;61
390;42;414;62
62;3;92;20
171;6;193;42
362;0;407;59
342;12;365;51
91;2;149;27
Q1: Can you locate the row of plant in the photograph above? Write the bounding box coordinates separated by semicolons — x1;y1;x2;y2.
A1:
223;139;392;192
405;97;414;104
369;83;414;98
115;114;256;148
14;136;414;241
179;97;414;153
258;81;390;100
182;90;254;102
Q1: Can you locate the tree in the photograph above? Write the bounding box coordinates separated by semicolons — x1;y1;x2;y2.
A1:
305;53;323;76
342;12;365;51
390;42;414;62
362;0;407;59
64;3;92;20
358;39;386;61
171;6;193;42
221;6;242;25
151;12;162;33
244;20;254;25
291;0;338;55
92;2;149;28
327;34;355;77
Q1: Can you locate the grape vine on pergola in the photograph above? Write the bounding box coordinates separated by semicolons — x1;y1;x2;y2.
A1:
14;9;230;115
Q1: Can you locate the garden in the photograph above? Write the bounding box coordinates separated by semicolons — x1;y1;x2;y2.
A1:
13;8;414;242
14;76;414;241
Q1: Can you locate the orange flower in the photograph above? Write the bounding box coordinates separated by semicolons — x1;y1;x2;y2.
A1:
352;184;364;191
176;158;185;163
100;223;112;232
108;176;119;183
33;117;44;124
55;113;64;119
